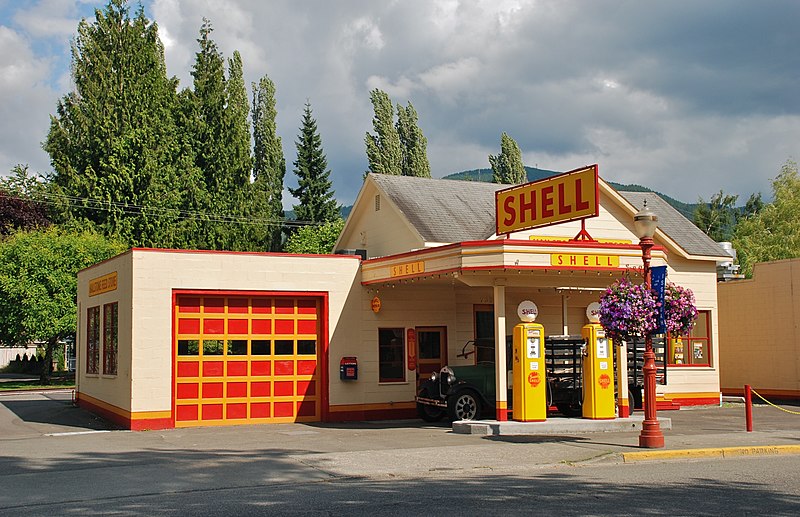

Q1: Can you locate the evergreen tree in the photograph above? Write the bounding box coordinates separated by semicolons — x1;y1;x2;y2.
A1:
365;89;402;176
489;132;526;184
252;74;286;251
396;102;431;178
290;102;339;223
44;0;187;246
183;19;253;250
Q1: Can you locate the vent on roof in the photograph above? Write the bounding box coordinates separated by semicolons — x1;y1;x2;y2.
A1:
375;194;381;211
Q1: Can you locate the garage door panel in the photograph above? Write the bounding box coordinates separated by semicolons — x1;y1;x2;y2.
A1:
174;293;322;427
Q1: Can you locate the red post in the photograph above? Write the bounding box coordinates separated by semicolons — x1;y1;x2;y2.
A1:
745;384;753;432
638;236;665;448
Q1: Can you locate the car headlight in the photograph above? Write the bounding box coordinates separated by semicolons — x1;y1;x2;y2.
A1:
430;371;438;382
442;366;455;384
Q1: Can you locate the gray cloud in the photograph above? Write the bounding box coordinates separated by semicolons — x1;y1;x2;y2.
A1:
1;0;797;209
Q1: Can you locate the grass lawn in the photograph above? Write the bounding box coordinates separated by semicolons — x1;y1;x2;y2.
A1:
0;374;75;391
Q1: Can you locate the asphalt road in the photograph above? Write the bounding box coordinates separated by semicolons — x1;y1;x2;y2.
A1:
1;391;799;516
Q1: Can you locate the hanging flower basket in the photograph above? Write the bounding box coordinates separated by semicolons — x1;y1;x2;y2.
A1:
598;277;657;342
598;277;698;341
663;282;697;336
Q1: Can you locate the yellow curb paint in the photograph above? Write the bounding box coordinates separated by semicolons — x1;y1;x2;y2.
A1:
623;445;800;463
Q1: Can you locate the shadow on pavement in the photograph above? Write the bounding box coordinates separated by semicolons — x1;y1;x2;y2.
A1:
0;392;118;431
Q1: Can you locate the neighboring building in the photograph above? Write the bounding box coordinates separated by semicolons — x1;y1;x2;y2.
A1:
719;259;800;400
75;172;728;430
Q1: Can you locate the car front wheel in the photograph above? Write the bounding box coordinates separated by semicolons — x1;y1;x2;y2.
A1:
447;390;482;421
417;389;445;422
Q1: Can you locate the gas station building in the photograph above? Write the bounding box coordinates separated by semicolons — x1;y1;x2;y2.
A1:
75;168;729;429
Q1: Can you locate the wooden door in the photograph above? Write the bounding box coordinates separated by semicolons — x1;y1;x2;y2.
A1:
415;326;447;389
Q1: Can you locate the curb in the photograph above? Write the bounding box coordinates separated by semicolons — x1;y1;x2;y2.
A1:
623;444;800;463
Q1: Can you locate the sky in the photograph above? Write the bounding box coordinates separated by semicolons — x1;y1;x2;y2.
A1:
0;0;798;209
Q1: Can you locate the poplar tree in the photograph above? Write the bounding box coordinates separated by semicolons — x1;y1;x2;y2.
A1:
489;132;527;184
396;102;431;178
290;102;339;223
365;89;402;176
44;0;187;246
252;74;286;251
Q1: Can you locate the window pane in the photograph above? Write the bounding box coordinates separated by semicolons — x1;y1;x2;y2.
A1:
691;311;709;338
298;340;316;355
227;340;247;355
379;328;404;382
178;339;199;356
203;339;223;355
103;302;118;375
251;340;271;355
418;331;441;359
275;340;294;355
87;306;100;374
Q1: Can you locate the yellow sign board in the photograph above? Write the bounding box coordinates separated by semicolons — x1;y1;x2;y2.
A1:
89;272;118;296
496;164;598;235
529;235;631;245
551;253;620;268
390;261;425;277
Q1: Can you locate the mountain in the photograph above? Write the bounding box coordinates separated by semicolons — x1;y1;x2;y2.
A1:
442;167;697;220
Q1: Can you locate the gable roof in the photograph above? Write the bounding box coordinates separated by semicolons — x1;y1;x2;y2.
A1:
616;191;726;258
370;173;502;243
366;173;726;259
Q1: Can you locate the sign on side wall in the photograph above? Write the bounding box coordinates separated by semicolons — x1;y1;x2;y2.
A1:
89;272;118;296
495;164;599;235
407;328;417;371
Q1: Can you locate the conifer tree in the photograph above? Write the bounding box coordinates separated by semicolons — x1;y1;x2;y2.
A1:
44;0;188;246
252;74;286;251
489;132;527;184
290;102;339;224
365;89;402;176
396;102;431;178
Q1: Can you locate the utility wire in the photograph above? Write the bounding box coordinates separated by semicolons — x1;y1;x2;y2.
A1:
0;190;324;228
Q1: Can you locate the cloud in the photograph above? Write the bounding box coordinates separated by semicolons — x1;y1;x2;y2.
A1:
1;0;799;209
0;26;59;175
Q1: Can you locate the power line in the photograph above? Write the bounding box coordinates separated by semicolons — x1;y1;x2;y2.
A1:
0;190;323;228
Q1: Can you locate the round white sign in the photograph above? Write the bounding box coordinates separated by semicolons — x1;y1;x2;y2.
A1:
586;302;601;323
517;300;539;322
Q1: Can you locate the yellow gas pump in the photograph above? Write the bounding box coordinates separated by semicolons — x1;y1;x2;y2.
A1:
512;301;547;422
581;322;616;419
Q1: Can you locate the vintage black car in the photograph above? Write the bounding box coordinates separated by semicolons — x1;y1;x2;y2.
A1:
415;335;588;421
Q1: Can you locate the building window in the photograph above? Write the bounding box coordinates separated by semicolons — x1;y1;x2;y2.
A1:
375;194;381;211
378;328;405;382
103;302;119;375
669;310;711;366
87;306;100;374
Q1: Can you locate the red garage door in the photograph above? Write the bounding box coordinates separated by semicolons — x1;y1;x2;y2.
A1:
173;293;323;427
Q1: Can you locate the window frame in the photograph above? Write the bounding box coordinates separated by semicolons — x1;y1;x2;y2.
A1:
102;302;119;376
86;306;100;375
378;328;406;383
668;309;712;367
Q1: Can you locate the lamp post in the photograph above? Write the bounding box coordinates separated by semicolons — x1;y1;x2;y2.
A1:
633;201;665;448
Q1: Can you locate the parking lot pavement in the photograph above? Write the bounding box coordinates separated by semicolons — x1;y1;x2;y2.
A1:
1;391;798;478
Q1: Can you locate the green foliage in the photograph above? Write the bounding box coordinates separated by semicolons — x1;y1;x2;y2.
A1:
0;166;51;235
396;102;431;178
489;132;526;184
693;190;738;242
290;102;340;224
0;228;125;381
733;160;800;277
365;89;403;176
252;74;286;251
44;0;187;247
284;219;345;255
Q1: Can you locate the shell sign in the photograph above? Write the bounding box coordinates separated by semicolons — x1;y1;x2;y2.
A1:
495;164;599;235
